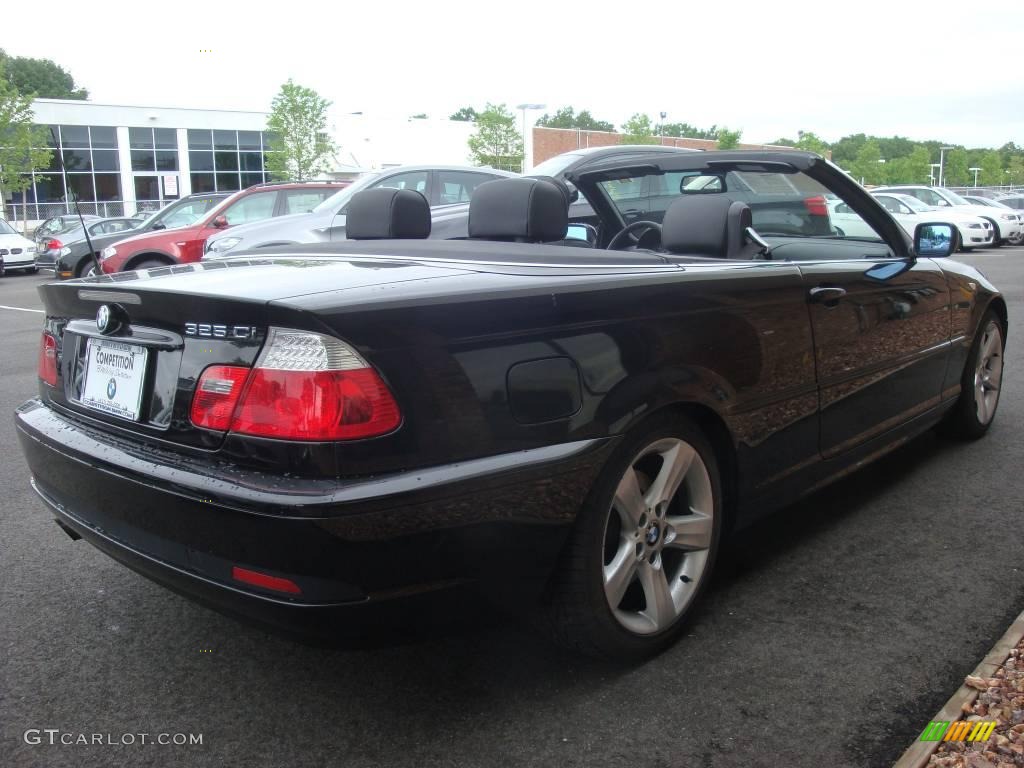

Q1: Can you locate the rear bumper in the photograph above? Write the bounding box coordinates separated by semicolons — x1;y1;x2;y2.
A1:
15;399;612;635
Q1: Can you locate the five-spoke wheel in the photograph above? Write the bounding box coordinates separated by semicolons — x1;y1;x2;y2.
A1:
603;437;714;635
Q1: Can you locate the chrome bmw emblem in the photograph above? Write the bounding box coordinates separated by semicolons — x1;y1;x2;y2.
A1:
96;305;112;334
645;524;660;546
106;378;117;399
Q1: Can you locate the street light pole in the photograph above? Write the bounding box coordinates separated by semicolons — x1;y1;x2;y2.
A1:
969;167;981;187
515;103;546;173
938;146;954;187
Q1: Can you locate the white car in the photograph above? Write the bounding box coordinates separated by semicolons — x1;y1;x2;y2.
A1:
873;185;1022;245
962;195;1024;244
872;193;995;250
826;195;993;250
0;218;38;274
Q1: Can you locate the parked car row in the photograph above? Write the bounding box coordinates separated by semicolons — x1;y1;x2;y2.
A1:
871;185;1023;247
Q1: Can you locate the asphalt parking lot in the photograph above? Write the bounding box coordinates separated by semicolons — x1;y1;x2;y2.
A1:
1;249;1022;768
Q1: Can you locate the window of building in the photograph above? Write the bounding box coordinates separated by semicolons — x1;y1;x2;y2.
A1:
12;125;124;219
188;130;274;193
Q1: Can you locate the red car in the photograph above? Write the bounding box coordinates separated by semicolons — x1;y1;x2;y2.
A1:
99;182;345;274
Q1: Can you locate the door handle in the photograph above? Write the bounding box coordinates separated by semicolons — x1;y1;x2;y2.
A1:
808;286;847;306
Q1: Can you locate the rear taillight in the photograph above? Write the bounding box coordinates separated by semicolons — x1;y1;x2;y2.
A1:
38;333;58;386
803;196;828;217
44;238;63;251
189;328;401;441
190;365;250;430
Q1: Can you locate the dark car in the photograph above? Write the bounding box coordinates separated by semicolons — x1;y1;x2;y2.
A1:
17;151;1006;660
33;213;102;245
35;217;139;270
53;193;230;279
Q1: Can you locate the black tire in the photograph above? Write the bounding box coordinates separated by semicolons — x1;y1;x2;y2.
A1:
941;310;1006;440
133;259;167;271
77;259;100;278
541;413;723;661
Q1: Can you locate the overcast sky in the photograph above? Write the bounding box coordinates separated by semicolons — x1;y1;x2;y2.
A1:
6;0;1022;148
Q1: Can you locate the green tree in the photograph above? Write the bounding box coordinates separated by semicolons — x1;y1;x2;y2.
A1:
449;106;478;122
0;50;88;100
264;80;336;181
661;122;718;140
0;63;53;222
979;151;1003;187
467;103;523;172
903;146;932;184
794;130;829;156
619;113;658;144
535;106;614;132
715;127;742;150
942;148;969;186
1007;156;1024;186
850;140;887;186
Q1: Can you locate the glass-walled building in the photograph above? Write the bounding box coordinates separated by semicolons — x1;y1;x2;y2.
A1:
8;99;276;223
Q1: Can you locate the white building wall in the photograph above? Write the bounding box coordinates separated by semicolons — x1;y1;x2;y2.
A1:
31;99;477;173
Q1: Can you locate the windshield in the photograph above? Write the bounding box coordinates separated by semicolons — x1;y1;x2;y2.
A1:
941;189;971;205
895;195;931;213
530;153;585;178
313;172;383;213
153;195;226;229
0;219;17;235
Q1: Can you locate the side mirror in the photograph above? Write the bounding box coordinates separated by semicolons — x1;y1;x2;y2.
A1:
914;222;957;257
566;223;598;246
211;215;229;229
151;222;166;231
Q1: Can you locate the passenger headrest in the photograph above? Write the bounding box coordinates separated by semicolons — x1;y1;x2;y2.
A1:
468;177;568;242
661;196;753;258
346;187;430;240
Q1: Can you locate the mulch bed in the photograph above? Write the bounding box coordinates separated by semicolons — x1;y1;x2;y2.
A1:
928;639;1024;767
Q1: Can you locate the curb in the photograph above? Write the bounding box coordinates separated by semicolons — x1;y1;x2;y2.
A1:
892;607;1024;768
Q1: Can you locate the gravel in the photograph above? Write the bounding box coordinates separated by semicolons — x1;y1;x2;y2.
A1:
928;639;1024;768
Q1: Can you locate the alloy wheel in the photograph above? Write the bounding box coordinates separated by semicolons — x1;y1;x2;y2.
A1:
602;437;714;635
974;320;1004;426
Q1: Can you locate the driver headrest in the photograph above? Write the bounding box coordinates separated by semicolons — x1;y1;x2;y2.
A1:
346;187;431;240
468;177;568;242
662;195;753;258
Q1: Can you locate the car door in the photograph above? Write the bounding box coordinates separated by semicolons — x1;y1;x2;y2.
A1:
793;241;951;458
731;173;952;459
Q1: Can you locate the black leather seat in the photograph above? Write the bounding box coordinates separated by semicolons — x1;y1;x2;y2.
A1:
346;187;431;240
661;195;756;259
468;177;569;243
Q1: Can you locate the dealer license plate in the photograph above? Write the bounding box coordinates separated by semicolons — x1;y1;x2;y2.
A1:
80;338;148;421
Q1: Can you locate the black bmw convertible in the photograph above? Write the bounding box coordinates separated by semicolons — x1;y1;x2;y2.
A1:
16;150;1006;659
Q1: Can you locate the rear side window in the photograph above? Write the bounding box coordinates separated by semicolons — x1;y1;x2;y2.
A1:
437;171;494;204
374;171;428;194
223;191;277;225
283;189;332;214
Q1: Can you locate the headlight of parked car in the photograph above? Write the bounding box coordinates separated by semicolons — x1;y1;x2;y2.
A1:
1001;214;1016;220
26;244;36;253
101;246;117;260
207;237;241;255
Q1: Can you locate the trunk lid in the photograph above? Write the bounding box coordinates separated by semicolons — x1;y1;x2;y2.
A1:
38;257;471;452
